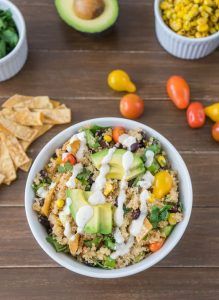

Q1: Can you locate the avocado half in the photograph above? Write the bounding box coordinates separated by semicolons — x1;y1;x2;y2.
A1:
55;0;119;35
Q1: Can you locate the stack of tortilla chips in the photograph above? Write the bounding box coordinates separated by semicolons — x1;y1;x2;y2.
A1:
0;94;71;186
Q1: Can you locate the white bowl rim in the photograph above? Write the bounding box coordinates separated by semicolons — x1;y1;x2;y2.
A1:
154;0;219;43
25;117;193;279
0;0;26;64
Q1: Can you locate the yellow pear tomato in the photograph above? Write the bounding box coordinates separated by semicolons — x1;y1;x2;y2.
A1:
153;171;173;200
108;70;136;93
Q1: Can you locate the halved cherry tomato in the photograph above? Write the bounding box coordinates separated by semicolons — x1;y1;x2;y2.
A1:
186;102;206;128
63;153;77;165
149;239;164;252
167;76;190;109
212;122;219;142
112;126;125;143
120;93;144;119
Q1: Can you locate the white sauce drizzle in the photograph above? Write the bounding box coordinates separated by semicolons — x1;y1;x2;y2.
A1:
111;151;135;259
114;151;133;227
36;187;48;198
137;171;154;189
118;134;137;150
66;163;83;188
88;147;116;205
110;236;134;260
129;190;150;236
68;132;87;161
145;150;154;168
59;198;75;240
76;205;93;234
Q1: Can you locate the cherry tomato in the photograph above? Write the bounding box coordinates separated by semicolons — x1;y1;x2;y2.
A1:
186;102;206;128
212;122;219;142
167;76;190;109
63;153;77;165
149;239;164;252
120;94;144;119
112;127;125;143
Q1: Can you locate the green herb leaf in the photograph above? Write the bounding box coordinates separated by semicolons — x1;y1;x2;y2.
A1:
46;235;69;253
149;205;173;228
104;236;116;250
89;125;110;134
84;237;102;248
57;165;65;173
0;39;6;58
103;257;116;269
57;162;73;173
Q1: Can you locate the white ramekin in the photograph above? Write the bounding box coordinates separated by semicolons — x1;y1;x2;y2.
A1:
25;118;193;279
0;0;28;82
154;0;219;59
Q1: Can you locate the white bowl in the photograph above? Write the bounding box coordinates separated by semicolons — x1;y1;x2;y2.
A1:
0;0;28;82
154;0;219;59
25;118;193;278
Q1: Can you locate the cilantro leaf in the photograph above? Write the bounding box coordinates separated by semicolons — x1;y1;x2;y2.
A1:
46;235;69;253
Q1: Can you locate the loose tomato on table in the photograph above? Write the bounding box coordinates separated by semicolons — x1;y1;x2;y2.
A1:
108;70;136;93
204;103;219;122
186;102;206;128
63;153;77;165
120;93;144;119
212;123;219;142
112;126;125;143
167;75;190;109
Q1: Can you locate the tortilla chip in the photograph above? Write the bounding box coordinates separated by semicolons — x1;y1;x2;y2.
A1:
2;132;30;168
0;114;38;142
19;124;53;151
19;159;32;172
35;106;71;124
41;185;56;217
50;99;60;108
0;133;16;185
2;94;53;109
2;94;32;108
1;108;44;126
0;173;5;185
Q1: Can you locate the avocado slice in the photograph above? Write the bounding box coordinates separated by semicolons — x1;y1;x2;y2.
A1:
91;149;145;180
99;203;112;234
68;189;112;234
55;0;119;35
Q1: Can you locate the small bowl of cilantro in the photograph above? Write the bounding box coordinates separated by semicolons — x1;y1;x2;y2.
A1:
0;0;28;82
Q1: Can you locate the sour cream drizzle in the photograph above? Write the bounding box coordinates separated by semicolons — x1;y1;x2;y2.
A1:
111;151;135;259
76;205;93;234
118;134;137;151
88;147;116;205
68;132;87;161
145;150;154;168
59;197;75;240
66;163;83;188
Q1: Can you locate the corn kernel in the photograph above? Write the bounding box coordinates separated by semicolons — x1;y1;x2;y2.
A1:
103;135;112;143
56;199;65;209
104;182;113;196
148;194;155;203
168;213;177;225
197;23;209;31
56;157;62;164
157;155;167;167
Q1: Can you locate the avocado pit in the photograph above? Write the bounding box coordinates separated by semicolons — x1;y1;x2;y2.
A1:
74;0;105;20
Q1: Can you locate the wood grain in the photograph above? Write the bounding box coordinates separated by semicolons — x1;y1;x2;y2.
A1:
0;267;219;300
0;207;218;268
0;51;219;100
0;0;219;298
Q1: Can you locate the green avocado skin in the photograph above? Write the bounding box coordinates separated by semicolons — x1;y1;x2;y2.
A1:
55;0;119;35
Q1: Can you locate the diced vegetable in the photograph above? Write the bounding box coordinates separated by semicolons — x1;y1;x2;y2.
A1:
85;129;100;149
62;153;77;165
46;235;69;253
149;239;164;252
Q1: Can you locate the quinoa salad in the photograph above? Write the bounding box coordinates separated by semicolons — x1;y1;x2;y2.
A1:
32;125;183;269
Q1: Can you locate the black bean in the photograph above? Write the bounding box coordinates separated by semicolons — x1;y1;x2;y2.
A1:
132;208;140;219
40;170;48;179
38;216;52;234
169;206;178;213
128;178;135;187
52;152;57;159
115;143;123;149
114;198;118;207
99;140;108;149
130;142;140;152
138;141;145;148
38;198;45;207
88;176;94;185
141;131;148;141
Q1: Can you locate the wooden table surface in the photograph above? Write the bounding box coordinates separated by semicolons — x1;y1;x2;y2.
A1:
0;0;219;299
